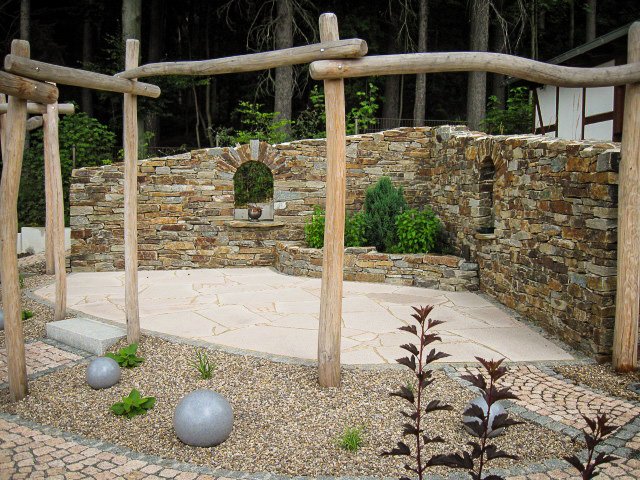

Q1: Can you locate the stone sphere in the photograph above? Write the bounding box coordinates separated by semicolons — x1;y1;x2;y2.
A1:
462;396;506;438
174;390;233;447
86;357;121;389
0;309;4;330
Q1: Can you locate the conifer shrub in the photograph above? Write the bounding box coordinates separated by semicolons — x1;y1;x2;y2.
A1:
363;177;406;252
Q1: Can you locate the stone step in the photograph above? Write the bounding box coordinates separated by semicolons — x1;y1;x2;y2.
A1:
46;318;126;355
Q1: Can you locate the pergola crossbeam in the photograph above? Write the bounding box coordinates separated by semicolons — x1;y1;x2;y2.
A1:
0;70;58;104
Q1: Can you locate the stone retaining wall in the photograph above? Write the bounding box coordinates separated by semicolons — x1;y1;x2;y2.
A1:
275;242;478;291
70;126;625;359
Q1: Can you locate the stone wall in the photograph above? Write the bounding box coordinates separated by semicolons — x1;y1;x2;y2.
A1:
71;126;624;359
275;242;478;291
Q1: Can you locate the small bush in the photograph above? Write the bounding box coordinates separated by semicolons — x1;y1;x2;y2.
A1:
21;310;34;320
110;389;155;418
304;206;326;248
393;208;443;254
190;348;215;379
337;425;364;451
363;177;406;252
344;211;367;247
106;344;145;368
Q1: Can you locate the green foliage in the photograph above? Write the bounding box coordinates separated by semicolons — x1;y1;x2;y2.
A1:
363;177;406;252
292;85;326;139
110;389;156;418
393;209;443;254
105;344;145;369
14;108;116;227
229;101;292;145
337;425;364;451
344;211;367;248
304;206;326;249
233;161;274;207
21;310;34;320
189;348;215;379
18;274;25;289
482;87;533;135
346;83;380;135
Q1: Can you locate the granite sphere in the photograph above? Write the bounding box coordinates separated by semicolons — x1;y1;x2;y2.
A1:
86;357;121;389
173;389;233;447
462;396;506;438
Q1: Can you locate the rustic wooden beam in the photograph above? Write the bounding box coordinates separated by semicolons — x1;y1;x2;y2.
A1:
4;54;161;98
44;109;54;274
613;21;640;372
0;70;58;104
317;13;346;388
124;39;140;344
1;40;30;402
43;100;67;320
117;39;368;79
310;52;640;87
0;102;74;114
26;115;43;131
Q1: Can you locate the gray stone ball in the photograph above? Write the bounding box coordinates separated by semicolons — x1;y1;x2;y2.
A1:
86;357;121;389
174;389;233;447
462;396;506;438
0;309;4;330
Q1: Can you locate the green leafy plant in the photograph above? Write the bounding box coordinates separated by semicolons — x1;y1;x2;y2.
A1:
481;87;533;135
363;177;406;252
304;206;326;248
292;84;327;139
18;274;25;289
21;310;34;320
233;161;274;207
105;344;145;368
346;83;380;135
110;389;156;418
393;209;443;254
190;348;215;379
564;414;618;480
344;211;367;247
230;101;292;145
337;425;365;451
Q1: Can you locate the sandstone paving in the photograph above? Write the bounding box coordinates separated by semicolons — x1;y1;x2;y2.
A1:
34;268;578;364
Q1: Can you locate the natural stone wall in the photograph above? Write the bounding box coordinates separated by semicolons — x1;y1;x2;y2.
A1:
71;126;625;359
275;242;478;291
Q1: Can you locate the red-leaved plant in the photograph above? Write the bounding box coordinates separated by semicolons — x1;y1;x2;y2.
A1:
564;413;618;479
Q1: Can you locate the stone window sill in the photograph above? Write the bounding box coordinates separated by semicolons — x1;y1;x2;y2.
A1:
475;233;497;240
227;220;286;229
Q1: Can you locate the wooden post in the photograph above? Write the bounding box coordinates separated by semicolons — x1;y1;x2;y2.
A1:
43;99;66;320
0;93;5;286
317;13;346;388
613;22;640;372
124;39;140;344
0;40;30;401
44;114;54;274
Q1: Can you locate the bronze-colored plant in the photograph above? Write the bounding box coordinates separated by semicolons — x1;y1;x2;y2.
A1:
564;413;618;480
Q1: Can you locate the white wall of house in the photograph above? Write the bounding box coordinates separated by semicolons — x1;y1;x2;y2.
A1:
17;227;71;254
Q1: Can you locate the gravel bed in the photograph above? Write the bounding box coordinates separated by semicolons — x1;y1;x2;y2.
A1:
1;334;582;478
552;363;640;402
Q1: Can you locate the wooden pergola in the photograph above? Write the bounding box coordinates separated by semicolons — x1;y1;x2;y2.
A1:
0;14;638;402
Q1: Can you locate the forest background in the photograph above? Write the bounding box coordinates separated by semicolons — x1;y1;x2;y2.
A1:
0;0;637;226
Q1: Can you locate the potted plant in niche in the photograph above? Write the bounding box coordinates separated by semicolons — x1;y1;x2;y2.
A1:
248;204;263;221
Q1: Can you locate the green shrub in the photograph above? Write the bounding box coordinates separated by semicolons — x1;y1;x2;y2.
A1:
363;177;406;252
233;161;273;207
344;211;367;247
110;389;155;418
482;87;533;135
190;348;215;379
393;209;443;254
337;425;364;451
304;206;326;248
106;344;145;368
21;310;34;320
230;101;292;145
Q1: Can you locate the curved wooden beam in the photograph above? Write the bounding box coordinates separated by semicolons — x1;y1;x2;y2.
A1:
4;55;161;98
0;70;58;104
26;115;43;130
310;52;640;87
116;39;368;79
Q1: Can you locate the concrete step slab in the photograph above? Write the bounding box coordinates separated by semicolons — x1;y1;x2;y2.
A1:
46;318;126;355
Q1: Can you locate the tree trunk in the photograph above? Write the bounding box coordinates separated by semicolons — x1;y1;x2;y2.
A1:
122;0;142;43
144;0;164;148
569;0;575;48
204;9;216;147
467;0;490;131
530;0;538;60
20;0;29;41
383;10;402;127
491;0;506;110
586;0;597;42
413;0;428;126
274;0;293;137
81;4;93;117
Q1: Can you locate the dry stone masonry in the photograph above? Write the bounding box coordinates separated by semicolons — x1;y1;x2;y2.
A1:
70;126;624;360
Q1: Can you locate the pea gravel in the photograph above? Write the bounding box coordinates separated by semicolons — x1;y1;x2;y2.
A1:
0;259;587;478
